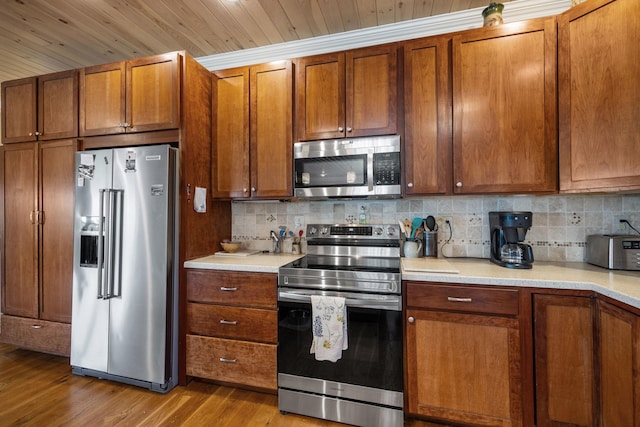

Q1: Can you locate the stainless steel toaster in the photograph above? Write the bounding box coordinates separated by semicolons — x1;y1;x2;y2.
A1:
586;235;640;271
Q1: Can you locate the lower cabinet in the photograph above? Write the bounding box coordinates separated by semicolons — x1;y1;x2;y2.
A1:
405;282;524;427
185;269;277;391
597;298;640;426
533;293;596;427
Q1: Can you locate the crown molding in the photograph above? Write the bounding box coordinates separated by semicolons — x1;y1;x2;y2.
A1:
196;0;571;71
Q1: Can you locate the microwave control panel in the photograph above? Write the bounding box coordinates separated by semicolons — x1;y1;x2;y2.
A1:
373;152;400;185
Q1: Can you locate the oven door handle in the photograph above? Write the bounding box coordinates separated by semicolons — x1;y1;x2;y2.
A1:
278;289;401;311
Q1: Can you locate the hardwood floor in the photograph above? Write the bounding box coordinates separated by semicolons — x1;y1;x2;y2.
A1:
0;343;446;427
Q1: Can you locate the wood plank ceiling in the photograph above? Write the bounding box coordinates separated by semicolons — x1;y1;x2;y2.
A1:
0;0;507;84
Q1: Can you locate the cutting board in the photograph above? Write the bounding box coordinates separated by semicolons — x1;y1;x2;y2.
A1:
214;249;261;257
403;257;460;274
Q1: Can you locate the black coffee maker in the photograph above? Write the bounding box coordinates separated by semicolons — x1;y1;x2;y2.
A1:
489;211;534;269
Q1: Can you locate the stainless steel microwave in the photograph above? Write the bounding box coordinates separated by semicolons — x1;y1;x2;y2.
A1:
294;135;401;199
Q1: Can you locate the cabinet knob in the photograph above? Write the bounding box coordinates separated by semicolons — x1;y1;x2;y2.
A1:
117;123;123;128
123;122;130;128
408;316;415;323
29;132;34;136
456;182;463;188
35;131;41;136
346;127;352;133
407;182;413;188
251;187;256;192
338;127;344;132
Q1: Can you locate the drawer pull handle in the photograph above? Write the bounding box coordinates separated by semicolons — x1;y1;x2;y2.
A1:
448;297;472;303
219;319;238;325
220;287;238;292
31;325;43;329
219;357;237;364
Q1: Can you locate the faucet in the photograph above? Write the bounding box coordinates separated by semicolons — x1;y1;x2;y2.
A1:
270;230;282;253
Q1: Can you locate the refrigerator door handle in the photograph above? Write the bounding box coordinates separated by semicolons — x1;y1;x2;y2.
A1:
97;189;107;299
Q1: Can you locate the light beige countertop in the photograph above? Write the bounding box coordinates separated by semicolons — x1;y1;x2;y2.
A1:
184;253;304;274
402;257;640;309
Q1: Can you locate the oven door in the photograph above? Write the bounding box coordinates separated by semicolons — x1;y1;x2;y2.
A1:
277;288;403;407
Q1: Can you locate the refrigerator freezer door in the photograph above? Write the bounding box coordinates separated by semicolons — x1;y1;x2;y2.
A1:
71;149;114;372
108;145;175;385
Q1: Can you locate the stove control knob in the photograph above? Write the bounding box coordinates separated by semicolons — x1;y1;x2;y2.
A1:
386;226;396;236
373;227;383;236
308;226;318;236
320;226;329;235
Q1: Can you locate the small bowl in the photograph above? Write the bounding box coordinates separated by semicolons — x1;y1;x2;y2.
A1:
220;241;242;253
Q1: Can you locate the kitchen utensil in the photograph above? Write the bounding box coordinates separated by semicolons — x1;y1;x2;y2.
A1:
411;217;423;239
425;215;436;232
399;220;407;238
403;219;412;238
220;241;242;253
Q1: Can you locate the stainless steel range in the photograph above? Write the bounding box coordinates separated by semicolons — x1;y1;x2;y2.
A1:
277;223;403;427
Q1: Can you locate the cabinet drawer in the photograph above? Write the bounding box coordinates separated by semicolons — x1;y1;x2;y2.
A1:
186;335;277;391
187;303;277;343
0;314;71;356
406;283;519;316
186;269;276;308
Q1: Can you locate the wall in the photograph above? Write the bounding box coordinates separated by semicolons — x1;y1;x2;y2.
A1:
230;194;640;262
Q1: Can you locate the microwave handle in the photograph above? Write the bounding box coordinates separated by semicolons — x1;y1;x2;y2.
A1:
367;149;374;191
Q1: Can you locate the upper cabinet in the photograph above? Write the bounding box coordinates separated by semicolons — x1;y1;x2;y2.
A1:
295;44;398;141
80;52;180;136
212;61;293;199
452;18;558;194
1;70;78;143
403;35;452;196
558;0;640;192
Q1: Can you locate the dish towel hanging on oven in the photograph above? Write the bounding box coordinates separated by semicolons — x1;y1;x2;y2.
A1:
310;295;348;362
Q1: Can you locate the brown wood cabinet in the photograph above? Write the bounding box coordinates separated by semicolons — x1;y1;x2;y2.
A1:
403;35;452;195
295;44;398;141
185;269;277;391
80;52;180;136
0;139;76;356
1;70;78;143
405;282;524;427
558;0;640;192
533;293;596;427
597;298;640;426
211;61;293;199
452;17;557;194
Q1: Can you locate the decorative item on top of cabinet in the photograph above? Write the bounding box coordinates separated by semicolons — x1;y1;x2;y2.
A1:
1;70;78;143
405;282;525;427
452;17;557;194
558;0;640;192
185;269;277;391
533;293;596;427
80;52;180;136
0;139;77;356
403;35;452;195
295;44;398;141
211;61;292;199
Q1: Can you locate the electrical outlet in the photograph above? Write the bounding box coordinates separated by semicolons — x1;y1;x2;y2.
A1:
294;216;305;229
436;216;453;229
615;217;628;232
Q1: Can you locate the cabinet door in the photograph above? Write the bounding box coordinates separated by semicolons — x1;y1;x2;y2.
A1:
346;44;398;137
403;36;451;195
39;140;75;323
1;77;37;143
126;52;180;133
558;0;640;192
406;308;523;427
38;70;78;141
80;61;126;136
295;52;345;141
211;67;250;199
533;294;596;427
1;143;38;318
452;18;557;194
598;299;640;426
250;61;293;199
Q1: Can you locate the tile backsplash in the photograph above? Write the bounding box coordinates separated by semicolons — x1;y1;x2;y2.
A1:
230;194;640;262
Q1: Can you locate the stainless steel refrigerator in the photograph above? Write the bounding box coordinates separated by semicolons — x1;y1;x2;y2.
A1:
70;144;179;393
